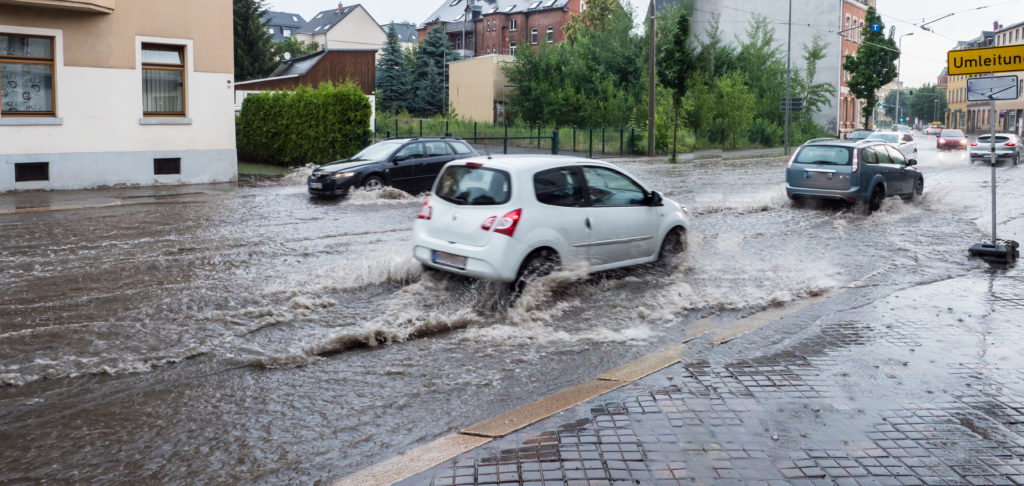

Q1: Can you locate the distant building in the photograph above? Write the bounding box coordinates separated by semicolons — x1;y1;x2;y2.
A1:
418;0;584;58
263;11;306;42
381;22;419;50
293;3;387;51
448;55;515;123
946;28;999;133
0;0;236;193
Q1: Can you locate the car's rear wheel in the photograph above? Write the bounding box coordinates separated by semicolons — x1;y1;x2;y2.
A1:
511;249;559;298
657;227;687;263
865;186;884;214
362;175;385;191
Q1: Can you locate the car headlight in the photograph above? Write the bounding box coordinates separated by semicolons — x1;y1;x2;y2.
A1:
332;172;356;179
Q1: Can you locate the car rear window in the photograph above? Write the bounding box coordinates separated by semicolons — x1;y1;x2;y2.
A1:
448;141;474;154
793;146;851;165
977;135;1011;143
435;165;511;205
940;130;963;137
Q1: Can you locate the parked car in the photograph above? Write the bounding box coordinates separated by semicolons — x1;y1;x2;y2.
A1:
936;129;968;150
847;129;877;142
307;137;477;197
891;124;912;133
412;155;692;292
970;133;1022;166
865;131;918;160
786;139;923;213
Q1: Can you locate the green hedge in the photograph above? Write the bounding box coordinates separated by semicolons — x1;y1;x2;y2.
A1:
237;81;371;166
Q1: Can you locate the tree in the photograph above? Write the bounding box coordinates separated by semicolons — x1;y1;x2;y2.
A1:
271;37;319;63
843;6;898;129
656;5;698;162
376;24;412;113
233;0;275;82
736;15;787;126
714;72;755;148
695;14;738;78
563;0;624;43
909;84;947;123
797;35;837;122
411;26;456;117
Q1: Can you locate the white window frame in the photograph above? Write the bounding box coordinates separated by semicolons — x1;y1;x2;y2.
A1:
136;36;193;125
510;41;517;55
531;28;538;44
510;18;518;31
546;26;553;43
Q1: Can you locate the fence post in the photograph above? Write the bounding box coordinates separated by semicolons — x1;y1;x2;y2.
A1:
572;125;577;153
445;120;450;137
386;130;391;139
474;122;478;143
537;123;542;149
552;130;559;155
589;129;594;159
620;129;624;156
630;128;635;154
395;119;399;138
504;123;509;154
601;127;606;154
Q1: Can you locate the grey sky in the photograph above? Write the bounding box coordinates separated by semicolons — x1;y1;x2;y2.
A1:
265;0;1024;89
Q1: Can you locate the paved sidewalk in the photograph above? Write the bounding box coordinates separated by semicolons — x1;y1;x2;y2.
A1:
383;270;1024;486
0;183;237;215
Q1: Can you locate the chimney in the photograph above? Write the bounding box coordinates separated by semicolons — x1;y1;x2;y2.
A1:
994;21;1000;30
338;3;344;13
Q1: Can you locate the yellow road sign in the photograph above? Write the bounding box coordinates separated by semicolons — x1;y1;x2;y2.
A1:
948;44;1024;75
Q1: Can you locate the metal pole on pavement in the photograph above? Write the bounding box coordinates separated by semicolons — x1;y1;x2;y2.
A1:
895;33;914;126
647;0;656;156
784;0;792;154
990;98;997;243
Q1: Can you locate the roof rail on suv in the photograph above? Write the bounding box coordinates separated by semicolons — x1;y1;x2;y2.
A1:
806;137;839;143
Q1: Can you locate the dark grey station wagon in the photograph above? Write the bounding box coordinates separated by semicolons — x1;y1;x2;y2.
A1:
786;139;924;213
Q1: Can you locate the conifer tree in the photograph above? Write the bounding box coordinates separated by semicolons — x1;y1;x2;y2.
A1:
376;25;411;113
233;0;275;81
411;27;456;117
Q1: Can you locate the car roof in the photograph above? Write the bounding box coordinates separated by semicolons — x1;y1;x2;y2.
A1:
385;137;468;143
803;138;888;148
449;154;617;172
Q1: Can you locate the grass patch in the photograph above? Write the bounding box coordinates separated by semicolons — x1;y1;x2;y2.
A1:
238;162;293;176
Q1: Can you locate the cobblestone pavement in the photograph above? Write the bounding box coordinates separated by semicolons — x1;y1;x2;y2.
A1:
400;272;1024;486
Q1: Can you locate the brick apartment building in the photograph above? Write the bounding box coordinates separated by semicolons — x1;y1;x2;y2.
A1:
418;0;584;58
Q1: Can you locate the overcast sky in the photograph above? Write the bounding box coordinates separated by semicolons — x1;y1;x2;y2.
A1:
265;0;1024;88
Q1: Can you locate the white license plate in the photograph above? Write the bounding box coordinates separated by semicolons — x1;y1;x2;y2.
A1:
432;250;466;270
309;182;323;189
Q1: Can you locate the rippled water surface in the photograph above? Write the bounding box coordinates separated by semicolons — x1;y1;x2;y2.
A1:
1;145;1021;484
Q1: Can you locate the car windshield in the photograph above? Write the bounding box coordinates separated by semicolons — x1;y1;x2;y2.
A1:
867;133;899;143
940;130;963;137
849;130;874;139
793;146;851;165
435;165;511;205
349;140;405;161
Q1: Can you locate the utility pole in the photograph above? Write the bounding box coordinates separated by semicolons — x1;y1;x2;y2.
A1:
647;0;656;156
783;0;792;153
895;32;914;126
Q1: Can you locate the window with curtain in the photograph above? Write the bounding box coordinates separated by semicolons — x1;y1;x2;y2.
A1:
1;34;55;116
142;44;185;116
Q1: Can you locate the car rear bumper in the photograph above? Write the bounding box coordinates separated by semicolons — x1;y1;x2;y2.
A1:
970;152;1017;161
412;227;526;282
786;185;863;204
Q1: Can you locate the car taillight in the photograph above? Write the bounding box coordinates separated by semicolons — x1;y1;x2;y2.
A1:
1007;142;1016;146
852;147;860;173
971;142;978;146
417;198;432;220
482;209;521;237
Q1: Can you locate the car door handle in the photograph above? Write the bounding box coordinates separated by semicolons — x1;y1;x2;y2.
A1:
585;217;591;230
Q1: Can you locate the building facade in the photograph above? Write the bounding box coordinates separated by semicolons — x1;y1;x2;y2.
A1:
690;0;875;138
418;0;583;58
262;11;306;42
448;54;515;123
292;3;386;52
0;0;236;193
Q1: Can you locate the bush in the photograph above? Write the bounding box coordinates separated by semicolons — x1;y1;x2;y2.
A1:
237;81;371;166
747;118;783;146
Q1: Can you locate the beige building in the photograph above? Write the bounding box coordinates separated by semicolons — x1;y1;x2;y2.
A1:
448;55;514;124
293;3;386;51
991;21;1024;136
0;0;236;192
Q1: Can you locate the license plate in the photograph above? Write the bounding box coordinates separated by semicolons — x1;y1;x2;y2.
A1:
309;182;323;189
432;250;466;270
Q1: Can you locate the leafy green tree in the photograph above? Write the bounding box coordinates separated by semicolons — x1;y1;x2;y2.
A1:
563;0;624;43
714;72;755;148
882;89;910;122
411;27;456;117
233;0;275;81
736;15;786;126
909;84;947;123
797;35;837;123
656;5;698;161
271;37;319;63
843;6;898;129
695;14;738;78
376;24;412;113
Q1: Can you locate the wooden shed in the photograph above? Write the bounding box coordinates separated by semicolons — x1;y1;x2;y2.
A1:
234;48;376;97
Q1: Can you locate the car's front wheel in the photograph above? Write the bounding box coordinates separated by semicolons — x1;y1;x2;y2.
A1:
907;177;923;201
362;175;385;191
657;227;687;264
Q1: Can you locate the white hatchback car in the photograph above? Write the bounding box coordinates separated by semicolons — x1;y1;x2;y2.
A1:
412;155;692;291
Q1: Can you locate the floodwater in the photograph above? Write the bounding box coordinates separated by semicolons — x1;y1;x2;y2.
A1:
0;142;1020;484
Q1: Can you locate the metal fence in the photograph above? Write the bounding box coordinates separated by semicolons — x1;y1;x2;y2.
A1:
373;119;641;158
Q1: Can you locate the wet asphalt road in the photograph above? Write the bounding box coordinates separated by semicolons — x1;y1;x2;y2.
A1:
0;138;1022;484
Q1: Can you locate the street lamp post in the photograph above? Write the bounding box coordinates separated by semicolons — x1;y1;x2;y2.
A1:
895;32;914;126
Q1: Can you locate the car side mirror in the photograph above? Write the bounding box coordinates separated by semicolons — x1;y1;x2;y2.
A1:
392;155;408;163
907;159;917;166
646;190;663;206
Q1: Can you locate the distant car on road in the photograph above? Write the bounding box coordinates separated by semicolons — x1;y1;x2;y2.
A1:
308;138;478;198
923;125;942;136
847;129;877;142
866;131;918;160
970;133;1022;166
786;139;923;214
412;156;692;293
891;124;912;133
936;129;968;150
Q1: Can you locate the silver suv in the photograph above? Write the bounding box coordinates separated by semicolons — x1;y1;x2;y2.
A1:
970;133;1022;166
786;139;924;214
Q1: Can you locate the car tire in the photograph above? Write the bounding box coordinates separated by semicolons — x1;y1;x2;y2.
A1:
362;175;385;191
511;249;559;298
657;227;687;264
866;186;884;214
909;177;923;201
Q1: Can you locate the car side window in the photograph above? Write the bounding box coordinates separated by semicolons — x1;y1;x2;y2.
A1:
534;167;583;207
872;146;892;164
394;143;424;160
885;146;907;166
448;141;473;154
582;166;647;207
425;141;452;156
860;147;878;164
